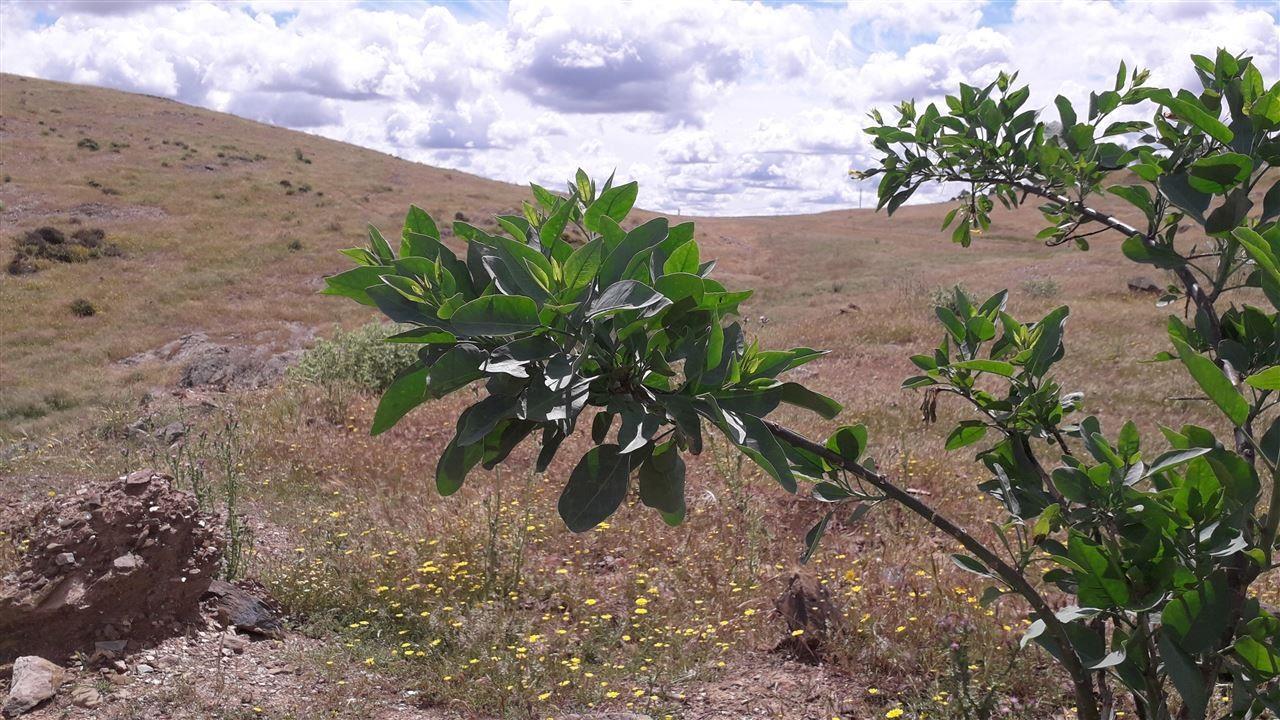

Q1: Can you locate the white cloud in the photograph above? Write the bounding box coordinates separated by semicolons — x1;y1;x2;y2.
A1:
0;0;1274;216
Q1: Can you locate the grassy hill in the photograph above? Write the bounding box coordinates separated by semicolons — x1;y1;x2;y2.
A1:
0;73;1192;440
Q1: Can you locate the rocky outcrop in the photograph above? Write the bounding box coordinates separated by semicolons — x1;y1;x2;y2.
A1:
0;471;222;663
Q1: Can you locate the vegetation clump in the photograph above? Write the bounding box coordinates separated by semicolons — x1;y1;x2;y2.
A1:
7;226;120;275
68;298;95;317
290;322;420;394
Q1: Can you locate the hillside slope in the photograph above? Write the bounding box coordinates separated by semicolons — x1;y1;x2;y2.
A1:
0;73;1182;438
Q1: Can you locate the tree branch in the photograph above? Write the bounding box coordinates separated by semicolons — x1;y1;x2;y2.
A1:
763;419;1101;720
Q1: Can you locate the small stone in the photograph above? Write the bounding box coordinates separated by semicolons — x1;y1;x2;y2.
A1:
55;552;76;566
222;632;249;654
107;673;130;686
135;663;154;675
3;656;65;717
69;686;102;709
124;469;154;487
112;554;142;572
91;640;128;663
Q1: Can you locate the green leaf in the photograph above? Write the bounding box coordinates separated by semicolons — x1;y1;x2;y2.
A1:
1027;306;1069;377
1160;631;1210;719
945;421;988;451
1187;153;1253;194
558;444;633;533
1246;366;1280;390
777;383;842;419
450;296;541;336
1121;235;1184;269
371;364;428;435
825;425;867;463
638;442;685;518
587;280;670;319
427;345;485;397
1055;95;1077;129
1235;636;1280;678
599;218;667;286
403;204;439;242
1171;337;1249;426
1068;533;1130;607
663;240;700;276
1161;573;1230;654
456;395;518;446
584;181;638;232
436;434;483;496
562;238;606;296
952;359;1015;376
368;224;394;263
1157;94;1234;144
322;266;392;305
952;554;994;578
1159;173;1211;222
538;196;575;251
801;511;833;564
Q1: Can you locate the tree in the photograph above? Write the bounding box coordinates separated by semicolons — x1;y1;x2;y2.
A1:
861;49;1279;719
325;51;1279;720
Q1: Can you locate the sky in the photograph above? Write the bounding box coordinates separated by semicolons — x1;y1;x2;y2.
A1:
1;0;1277;216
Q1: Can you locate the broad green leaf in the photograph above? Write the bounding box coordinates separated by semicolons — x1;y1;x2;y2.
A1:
1159;173;1211;222
599;218;667;286
1157;94;1234;144
584;181;638;232
450;295;541;336
663;240;700;275
1171;337;1249;426
562;238;606;296
1068;533;1130;608
945;421;988;450
1187;153;1253;194
322;266;393;305
1161;573;1230;654
436;434;483;496
1235;636;1280;678
1246;366;1280;390
427;345;486;397
654;272;705;303
558;444;633;533
953;359;1015;376
538;196;575;250
1121;235;1184;269
371;364;429;435
638;442;685;518
1159;631;1209;720
778;383;842;419
587;280;670;319
403;204;439;242
825;424;867;463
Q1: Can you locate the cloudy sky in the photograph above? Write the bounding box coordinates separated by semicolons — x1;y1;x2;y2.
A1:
1;1;1277;215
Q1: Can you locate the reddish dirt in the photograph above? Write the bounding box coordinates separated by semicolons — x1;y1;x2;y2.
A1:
0;470;222;664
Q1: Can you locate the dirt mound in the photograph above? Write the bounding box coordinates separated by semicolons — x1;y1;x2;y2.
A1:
0;470;222;664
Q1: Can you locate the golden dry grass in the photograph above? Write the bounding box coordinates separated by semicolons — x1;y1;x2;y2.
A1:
0;75;1256;719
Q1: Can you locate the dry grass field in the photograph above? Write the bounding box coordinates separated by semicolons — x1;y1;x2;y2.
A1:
0;74;1250;719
